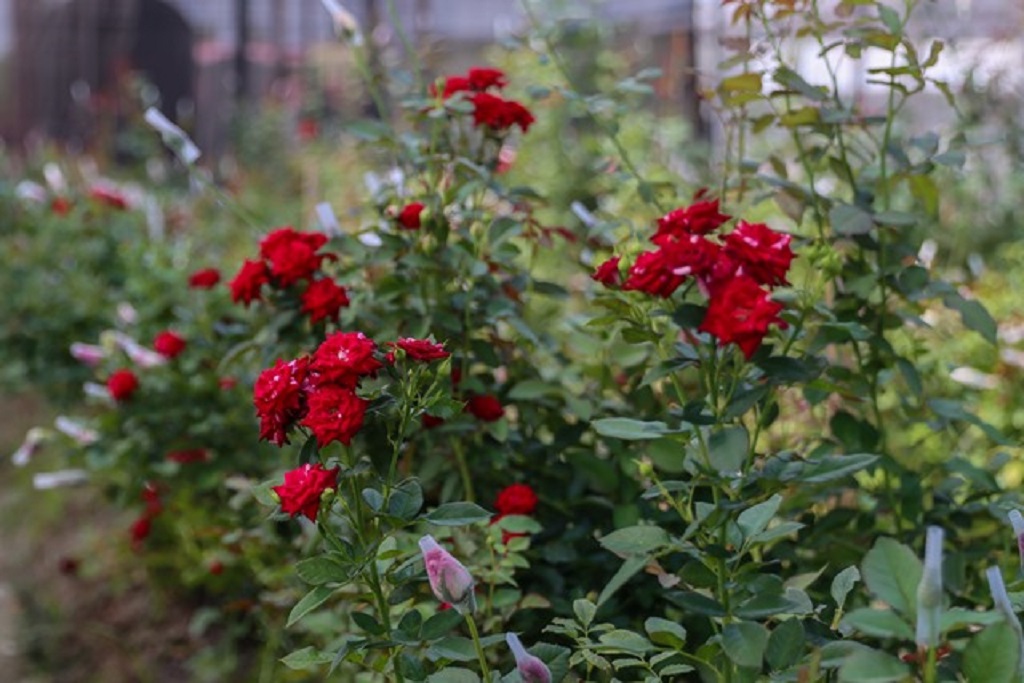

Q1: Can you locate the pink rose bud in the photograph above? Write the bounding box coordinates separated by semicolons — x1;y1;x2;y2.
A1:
70;342;106;367
506;632;551;683
418;534;476;614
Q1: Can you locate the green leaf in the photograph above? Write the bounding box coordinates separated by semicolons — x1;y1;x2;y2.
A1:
708;426;749;474
427;636;477;662
280;646;334;670
774;66;827;101
351;611;384;635
722;621;768;669
838;649;909;682
592;417;672;440
942;291;997;344
861;538;922;618
877;5;902;35
597;555;648;607
574;599;597;628
507;379;559;400
287;585;334;628
495;514;542;534
645;617;687;649
941;607;1004;631
388;480;423;520
295;556;351;586
963;620;1021;682
832;566;861;611
840;608;914;640
598;629;653;655
425;667;480;683
797;453;880;484
599;525;670;556
362;487;384;512
830;204;874;235
421;609;464;640
423;502;492;526
738;494;783;541
767;619;805;671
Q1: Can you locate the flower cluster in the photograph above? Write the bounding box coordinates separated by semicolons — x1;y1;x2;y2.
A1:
431;66;535;133
229;227;350;324
595;198;794;358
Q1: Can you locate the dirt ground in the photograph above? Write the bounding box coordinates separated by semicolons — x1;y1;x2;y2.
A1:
0;393;199;683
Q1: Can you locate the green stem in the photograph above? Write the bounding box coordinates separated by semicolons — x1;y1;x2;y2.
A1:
922;647;937;683
453;440;475;502
464;613;492;679
368;558;405;683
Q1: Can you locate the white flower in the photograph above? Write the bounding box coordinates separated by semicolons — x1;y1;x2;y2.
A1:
144;107;201;165
33;469;89;490
316;202;340;237
54;416;99;445
11;428;48;467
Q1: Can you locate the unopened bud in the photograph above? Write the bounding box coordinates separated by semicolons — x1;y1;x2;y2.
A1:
915;526;944;649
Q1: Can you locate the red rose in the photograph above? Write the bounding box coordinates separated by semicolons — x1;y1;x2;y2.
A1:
301;278;350;324
166;448;209;464
431;75;472;98
621;249;687;298
209;561;225;576
467;394;504;422
591;256;622;287
189;268;221;289
272;463;340;521
107;368;139;401
467;67;508;90
698;275;786;359
469;92;535;133
89;186;128;210
230;259;270;306
722;221;794;288
389;338;450;362
153;330;186;359
654;199;731;239
311;331;382;387
254;358;310;446
51;197;73;216
130;515;152;547
422;414;445;429
494;483;538;516
397;202;425;230
259;227;332;286
219;377;238;391
301;385;368;447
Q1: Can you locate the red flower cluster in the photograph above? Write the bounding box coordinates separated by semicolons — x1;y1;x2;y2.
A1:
188;268;221;289
166;448;209;464
254;331;381;447
431;65;534;133
596;197;794;359
153;330;186;359
272;462;340;522
107;368;139;402
229;227;349;323
491;483;539;545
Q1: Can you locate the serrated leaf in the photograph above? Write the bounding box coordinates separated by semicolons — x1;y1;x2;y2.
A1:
592;418;672;440
287;585;334;628
280;646;333;670
841;608;914;640
597;555;647;607
722;621;768;669
599;525;669;556
963;620;1020;682
423;502;492;526
838;649;909;682
832;566;861;610
738;494;783;541
861;538;922;618
574;599;597;627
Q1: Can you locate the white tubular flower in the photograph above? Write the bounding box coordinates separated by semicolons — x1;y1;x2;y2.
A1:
110;331;166;368
1010;510;1024;571
11;428;48;467
915;526;944;649
316;202;341;237
986;565;1024;675
320;0;363;45
33;469;89;490
143;107;201;165
54;416;99;446
571;201;598;228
